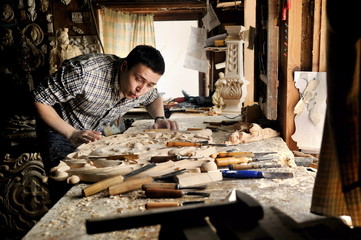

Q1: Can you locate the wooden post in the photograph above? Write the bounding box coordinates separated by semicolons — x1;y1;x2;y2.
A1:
244;0;257;106
284;0;303;150
264;0;279;120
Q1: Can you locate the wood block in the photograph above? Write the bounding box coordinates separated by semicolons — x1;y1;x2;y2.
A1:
174;171;223;187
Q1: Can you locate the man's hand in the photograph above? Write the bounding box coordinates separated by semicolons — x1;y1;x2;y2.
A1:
69;130;103;145
153;118;179;130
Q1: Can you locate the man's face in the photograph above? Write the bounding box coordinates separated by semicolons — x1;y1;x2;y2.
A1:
120;62;161;99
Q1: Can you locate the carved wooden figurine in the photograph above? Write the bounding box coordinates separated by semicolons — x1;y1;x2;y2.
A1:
49;28;82;74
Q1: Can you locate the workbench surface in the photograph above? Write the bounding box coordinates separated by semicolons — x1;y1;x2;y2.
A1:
23;114;322;239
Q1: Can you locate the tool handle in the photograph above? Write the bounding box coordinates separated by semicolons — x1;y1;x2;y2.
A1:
145;188;183;198
228;164;259;170
167;142;201;147
108;177;154;196
215;157;252;167
82;175;124;197
145;202;180;209
108;154;139;160
142;183;177;190
221;170;263;179
150;156;177;163
217;152;254;158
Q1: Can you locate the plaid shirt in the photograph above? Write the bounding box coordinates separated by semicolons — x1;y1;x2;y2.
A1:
33;53;160;131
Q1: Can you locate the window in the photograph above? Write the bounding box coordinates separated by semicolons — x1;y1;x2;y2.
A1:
154;20;199;99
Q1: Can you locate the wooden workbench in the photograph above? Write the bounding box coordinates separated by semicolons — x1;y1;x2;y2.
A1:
23;114;322;239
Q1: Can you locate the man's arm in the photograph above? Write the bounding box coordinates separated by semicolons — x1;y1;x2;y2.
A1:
34;102;102;144
145;97;179;130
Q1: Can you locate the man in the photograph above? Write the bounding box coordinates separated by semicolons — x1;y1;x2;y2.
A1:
33;45;178;172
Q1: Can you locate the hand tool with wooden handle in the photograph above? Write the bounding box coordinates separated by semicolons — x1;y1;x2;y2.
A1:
108;169;187;196
145;201;205;209
144;188;210;198
142;183;207;190
221;170;293;179
86;190;263;235
214;151;277;158
228;163;283;170
215;157;276;167
82;162;156;197
150;155;202;163
167;141;229;147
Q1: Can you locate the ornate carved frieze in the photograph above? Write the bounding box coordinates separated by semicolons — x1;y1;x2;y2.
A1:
0;153;50;233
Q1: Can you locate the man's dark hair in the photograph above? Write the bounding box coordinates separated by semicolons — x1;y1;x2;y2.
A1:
125;45;165;75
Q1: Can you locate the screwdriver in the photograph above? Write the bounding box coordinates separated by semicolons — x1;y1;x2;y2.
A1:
144;188;210;198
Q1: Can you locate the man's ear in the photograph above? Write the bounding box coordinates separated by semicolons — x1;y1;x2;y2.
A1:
120;61;128;72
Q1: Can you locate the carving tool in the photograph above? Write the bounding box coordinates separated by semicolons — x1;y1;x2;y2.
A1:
144;188;210;198
203;120;239;126
167;141;230;147
228;163;283;170
150;155;202;163
142;183;207;190
215;157;275;167
87;154;139;160
145;201;205;209
214;151;277;158
108;169;187;196
221;170;293;179
82;162;156;197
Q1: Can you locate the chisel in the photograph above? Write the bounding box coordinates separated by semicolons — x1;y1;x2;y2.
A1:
82;163;156;197
228;163;283;170
167;141;229;147
142;183;207;190
150;155;202;163
215;157;275;167
221;170;293;179
144;188;210;198
107;169;187;196
216;151;277;158
145;201;205;209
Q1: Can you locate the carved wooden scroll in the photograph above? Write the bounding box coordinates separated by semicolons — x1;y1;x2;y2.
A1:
0;153;50;233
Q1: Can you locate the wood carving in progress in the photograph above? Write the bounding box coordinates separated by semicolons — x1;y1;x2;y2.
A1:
50;130;221;185
225;123;280;144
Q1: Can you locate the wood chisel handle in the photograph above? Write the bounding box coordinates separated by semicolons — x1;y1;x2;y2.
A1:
228;164;259;170
145;202;180;209
145;188;184;198
142;183;178;190
217;152;254;158
108;177;154;196
229;164;282;170
150;156;178;163
83;175;124;197
166;142;201;147
215;157;253;167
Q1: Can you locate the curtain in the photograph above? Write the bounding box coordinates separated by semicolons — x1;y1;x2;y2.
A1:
311;1;361;226
99;8;155;57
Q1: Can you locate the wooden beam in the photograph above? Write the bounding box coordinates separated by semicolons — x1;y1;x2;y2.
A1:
319;0;327;72
243;0;257;107
264;0;279;120
312;0;321;71
284;0;303;150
